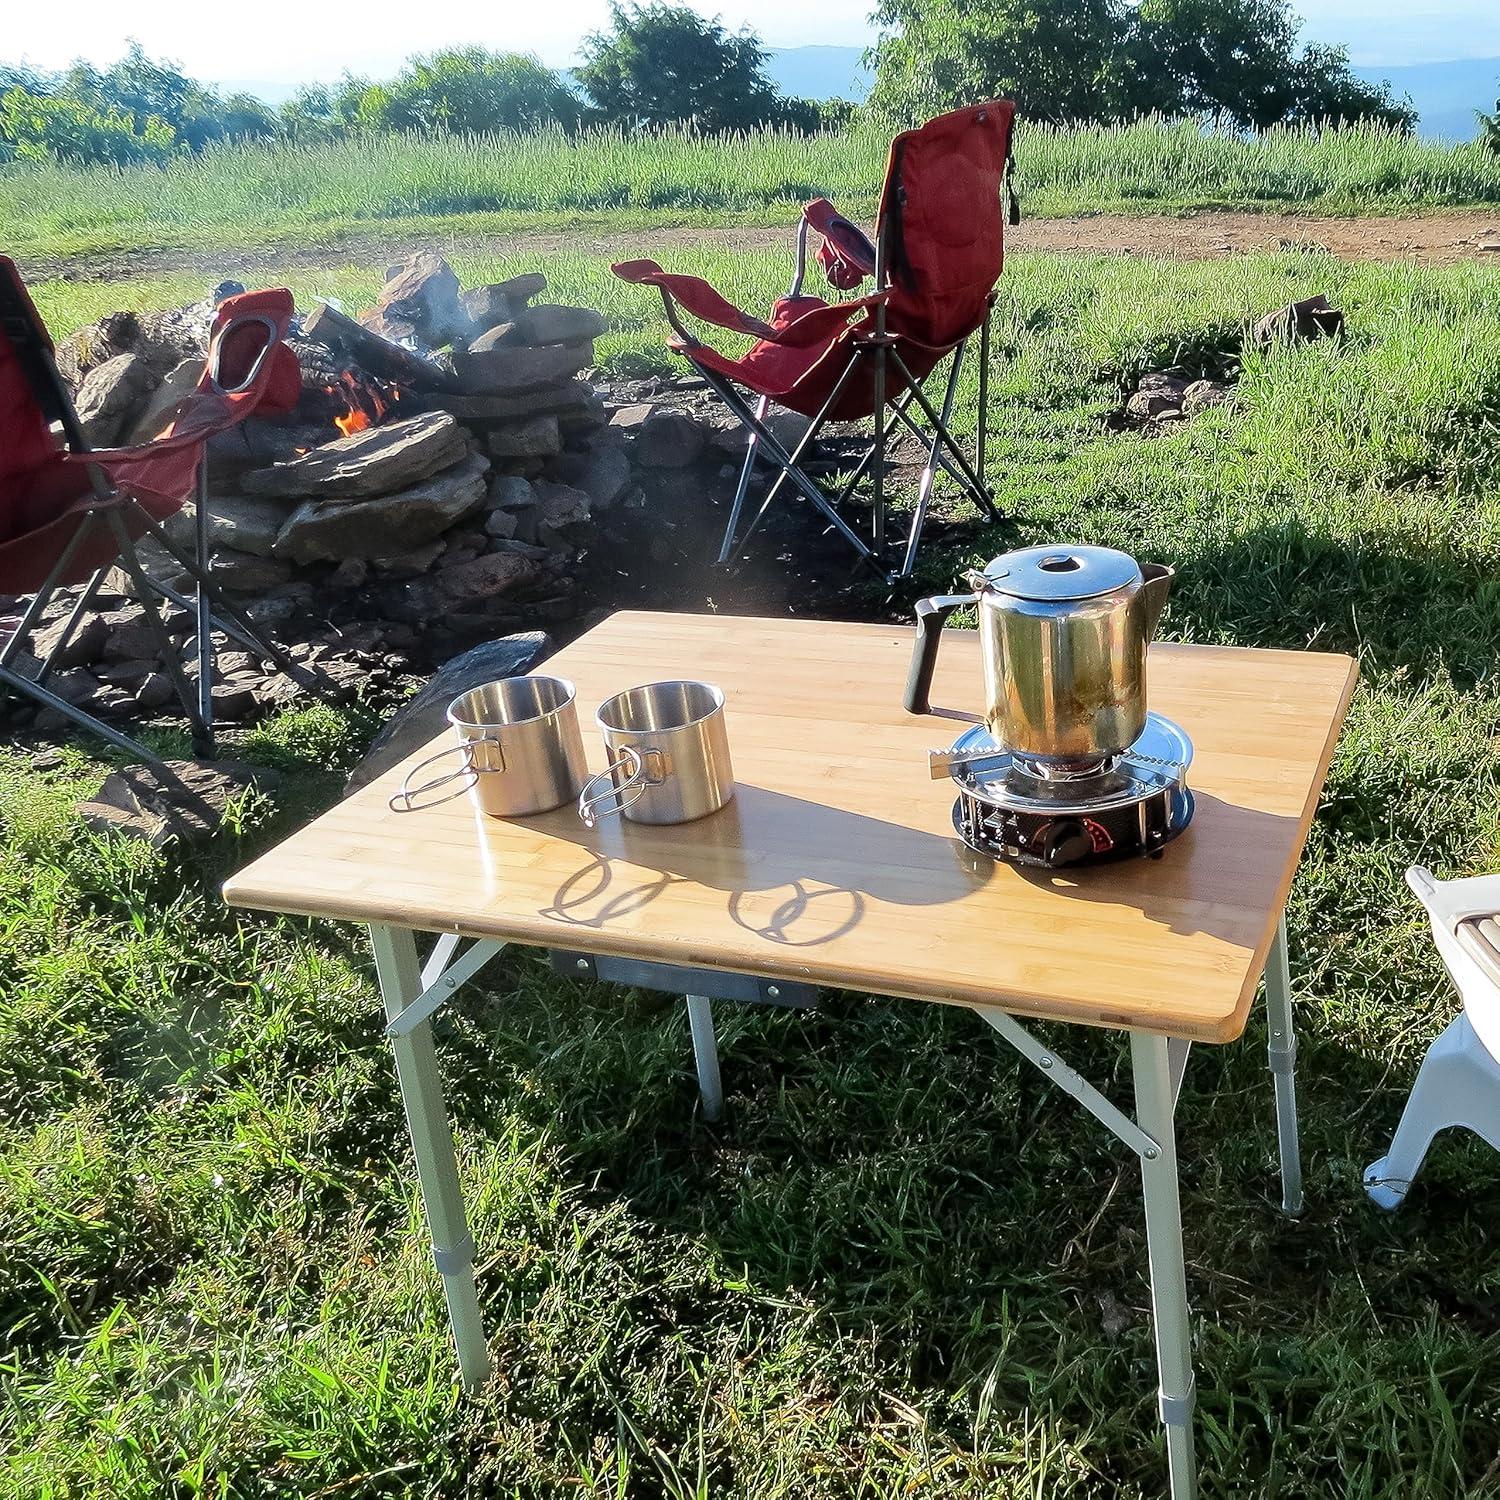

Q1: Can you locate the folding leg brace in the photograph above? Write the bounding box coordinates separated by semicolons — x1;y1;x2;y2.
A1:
709;307;999;581
974;918;1306;1500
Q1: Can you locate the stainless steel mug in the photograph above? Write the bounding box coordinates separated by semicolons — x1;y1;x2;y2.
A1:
578;680;734;826
390;675;587;817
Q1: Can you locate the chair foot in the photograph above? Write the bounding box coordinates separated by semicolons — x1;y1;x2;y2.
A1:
1364;1013;1500;1211
1362;1156;1409;1212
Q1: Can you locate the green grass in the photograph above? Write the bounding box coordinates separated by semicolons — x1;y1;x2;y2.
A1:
7;117;1500;266
5;247;1500;1495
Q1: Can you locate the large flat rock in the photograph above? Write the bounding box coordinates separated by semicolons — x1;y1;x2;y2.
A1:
242;412;468;500
423;379;600;424
515;304;607;346
343;632;553;795
272;451;491;564
451;342;593;395
80;758;281;847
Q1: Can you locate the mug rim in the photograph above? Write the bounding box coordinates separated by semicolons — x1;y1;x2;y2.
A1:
595;679;725;735
447;673;577;732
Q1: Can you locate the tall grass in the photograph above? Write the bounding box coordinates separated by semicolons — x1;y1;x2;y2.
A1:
6;118;1500;264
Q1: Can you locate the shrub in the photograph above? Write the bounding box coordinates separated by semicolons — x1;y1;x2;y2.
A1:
0;87;172;167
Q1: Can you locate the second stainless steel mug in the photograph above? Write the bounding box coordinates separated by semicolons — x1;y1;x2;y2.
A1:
578;680;734;826
391;674;588;817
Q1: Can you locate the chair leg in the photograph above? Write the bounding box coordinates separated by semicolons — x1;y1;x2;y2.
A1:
871;340;887;557
0;662;170;772
731;356;861;554
891;348;997;516
1365;1013;1500;1210
193;462;215;744
130;508;319;693
102;508;211;758
976;301;992;484
0;510;100;674
697;368;878;569
718;395;770;565
35;566;109;688
900;343;966;579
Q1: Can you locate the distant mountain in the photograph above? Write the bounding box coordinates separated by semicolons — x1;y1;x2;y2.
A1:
1354;55;1499;140
764;46;872;103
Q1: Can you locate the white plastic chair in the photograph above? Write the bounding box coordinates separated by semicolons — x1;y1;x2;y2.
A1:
1364;866;1500;1210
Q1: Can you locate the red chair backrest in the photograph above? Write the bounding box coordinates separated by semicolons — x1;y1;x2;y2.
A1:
0;258;73;539
877;100;1016;349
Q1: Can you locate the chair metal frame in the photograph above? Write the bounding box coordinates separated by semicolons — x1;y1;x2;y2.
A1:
655;211;999;581
0;305;310;772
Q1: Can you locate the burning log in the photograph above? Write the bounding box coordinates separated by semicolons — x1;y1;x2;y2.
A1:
300;301;456;393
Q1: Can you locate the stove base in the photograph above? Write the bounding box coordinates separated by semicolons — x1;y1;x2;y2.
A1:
953;786;1195;869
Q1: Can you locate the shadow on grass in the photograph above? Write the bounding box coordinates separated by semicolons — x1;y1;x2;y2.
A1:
428;954;1500;1492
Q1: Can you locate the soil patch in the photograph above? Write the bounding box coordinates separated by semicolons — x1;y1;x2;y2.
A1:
22;210;1500;286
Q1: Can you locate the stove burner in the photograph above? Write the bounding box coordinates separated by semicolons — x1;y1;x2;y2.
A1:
941;713;1195;868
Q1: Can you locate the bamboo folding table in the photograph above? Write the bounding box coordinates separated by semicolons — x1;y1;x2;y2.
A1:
223;610;1358;1500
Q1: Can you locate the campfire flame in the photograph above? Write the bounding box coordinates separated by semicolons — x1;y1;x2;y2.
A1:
327;370;398;438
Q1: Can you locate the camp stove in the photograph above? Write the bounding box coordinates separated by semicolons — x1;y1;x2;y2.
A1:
931;712;1194;869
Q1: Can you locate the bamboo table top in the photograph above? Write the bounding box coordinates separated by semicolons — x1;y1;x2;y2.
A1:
223;610;1358;1042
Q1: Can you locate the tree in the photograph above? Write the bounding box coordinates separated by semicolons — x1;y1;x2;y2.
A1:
869;0;1133;125
1478;88;1500;153
0;86;172;166
356;48;581;134
277;79;370;143
54;42;278;150
870;0;1415;131
576;3;783;131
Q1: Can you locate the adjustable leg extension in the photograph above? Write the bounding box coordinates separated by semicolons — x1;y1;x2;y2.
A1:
369;924;490;1389
1263;916;1304;1215
973;1006;1199;1498
685;994;724;1121
1132;1031;1199;1500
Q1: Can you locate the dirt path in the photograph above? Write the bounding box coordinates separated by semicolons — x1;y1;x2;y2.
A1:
25;210;1500;284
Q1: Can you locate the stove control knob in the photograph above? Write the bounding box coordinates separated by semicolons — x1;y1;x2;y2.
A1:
1039;819;1093;867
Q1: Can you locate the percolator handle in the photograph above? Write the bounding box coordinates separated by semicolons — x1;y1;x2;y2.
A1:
903;593;976;715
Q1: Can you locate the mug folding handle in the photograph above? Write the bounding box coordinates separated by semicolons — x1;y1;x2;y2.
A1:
389;736;507;813
577;745;665;827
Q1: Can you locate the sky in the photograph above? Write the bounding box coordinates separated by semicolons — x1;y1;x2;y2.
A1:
6;0;1500;98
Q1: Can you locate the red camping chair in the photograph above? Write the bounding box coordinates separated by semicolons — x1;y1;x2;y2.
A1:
0;258;309;768
613;100;1018;579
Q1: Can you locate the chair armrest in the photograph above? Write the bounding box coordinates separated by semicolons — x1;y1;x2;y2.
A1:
612;260;777;343
613;259;887;352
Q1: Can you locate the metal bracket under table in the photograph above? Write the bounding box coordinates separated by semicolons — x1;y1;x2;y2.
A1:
365;911;1305;1500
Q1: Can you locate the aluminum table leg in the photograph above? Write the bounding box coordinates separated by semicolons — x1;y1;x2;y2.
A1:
1264;915;1304;1216
1131;1031;1198;1500
369;923;490;1389
685;994;723;1121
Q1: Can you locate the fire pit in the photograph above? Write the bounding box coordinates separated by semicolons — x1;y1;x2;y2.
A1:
0;256;633;736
